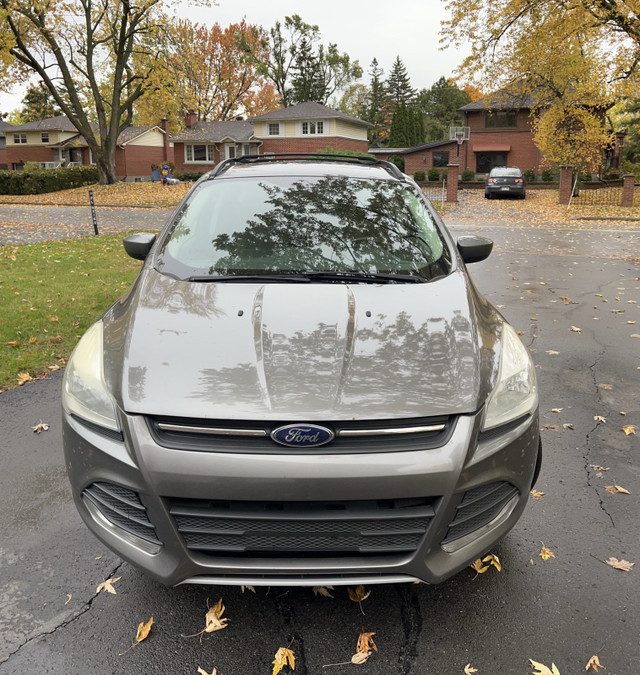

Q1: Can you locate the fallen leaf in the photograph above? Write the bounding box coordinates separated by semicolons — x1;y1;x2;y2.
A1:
590;465;609;471
546;350;559;355
631;334;640;338
483;553;501;571
312;586;334;598
29;336;38;344
621;425;637;435
543;424;561;431
593;416;606;423
470;558;490;574
96;576;121;594
17;371;33;385
32;421;49;433
197;668;217;675
539;545;555;561
136;616;153;643
563;423;574;430
464;665;479;675
529;659;560;675
49;315;59;322
6;341;19;347
49;336;62;343
272;646;295;675
241;585;256;594
605;485;630;495
205;598;229;633
65;594;72;605
605;557;634;571
599;384;613;390
356;630;378;655
551;408;563;413
351;652;371;664
570;326;581;332
347;585;371;603
585;655;604;671
530;489;545;500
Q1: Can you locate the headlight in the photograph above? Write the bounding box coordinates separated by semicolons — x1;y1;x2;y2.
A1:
62;322;120;432
482;322;537;430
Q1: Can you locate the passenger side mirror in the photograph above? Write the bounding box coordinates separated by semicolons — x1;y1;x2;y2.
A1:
457;236;493;264
123;233;157;261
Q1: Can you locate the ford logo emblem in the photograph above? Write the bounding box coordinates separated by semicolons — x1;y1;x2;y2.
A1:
271;424;335;448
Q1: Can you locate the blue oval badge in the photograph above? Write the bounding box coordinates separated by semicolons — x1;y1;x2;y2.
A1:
271;424;335;448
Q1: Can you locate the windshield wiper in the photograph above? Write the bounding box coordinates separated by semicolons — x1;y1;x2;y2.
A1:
301;271;425;283
188;274;311;283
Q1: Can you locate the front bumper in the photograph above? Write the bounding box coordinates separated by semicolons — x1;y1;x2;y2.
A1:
63;409;539;586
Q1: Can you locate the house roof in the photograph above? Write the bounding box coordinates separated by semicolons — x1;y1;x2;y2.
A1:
458;92;537;112
9;115;78;132
368;139;458;155
171;120;256;143
47;125;162;148
250;102;370;127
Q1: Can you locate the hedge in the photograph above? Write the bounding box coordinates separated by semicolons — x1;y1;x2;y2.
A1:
0;166;100;195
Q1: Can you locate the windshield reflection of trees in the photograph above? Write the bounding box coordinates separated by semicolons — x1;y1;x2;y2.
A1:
210;177;448;278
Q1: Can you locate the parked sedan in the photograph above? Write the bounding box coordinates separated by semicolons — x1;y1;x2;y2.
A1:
62;154;541;587
485;167;526;199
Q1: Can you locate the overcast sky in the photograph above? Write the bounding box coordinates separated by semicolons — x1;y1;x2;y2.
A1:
2;0;468;113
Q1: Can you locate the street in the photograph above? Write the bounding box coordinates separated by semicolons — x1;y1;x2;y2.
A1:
1;198;639;674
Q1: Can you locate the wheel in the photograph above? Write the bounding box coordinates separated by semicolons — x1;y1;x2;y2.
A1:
484;192;490;199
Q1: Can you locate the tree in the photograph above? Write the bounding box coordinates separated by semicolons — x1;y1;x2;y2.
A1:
416;77;471;142
19;83;61;122
386;56;416;109
364;58;391;147
135;19;278;129
441;1;623;169
240;15;362;108
0;0;213;184
388;101;425;147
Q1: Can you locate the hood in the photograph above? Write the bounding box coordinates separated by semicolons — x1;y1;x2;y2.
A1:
103;269;496;421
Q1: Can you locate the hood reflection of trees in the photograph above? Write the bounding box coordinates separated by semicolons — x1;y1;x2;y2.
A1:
210;177;449;278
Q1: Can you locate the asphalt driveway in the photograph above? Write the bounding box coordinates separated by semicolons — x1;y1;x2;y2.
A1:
1;196;639;674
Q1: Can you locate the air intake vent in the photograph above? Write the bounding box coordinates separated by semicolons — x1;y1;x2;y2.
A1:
83;482;161;545
442;481;519;544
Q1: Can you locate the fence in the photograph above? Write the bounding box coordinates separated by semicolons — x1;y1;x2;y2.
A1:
421;180;447;204
570;181;625;207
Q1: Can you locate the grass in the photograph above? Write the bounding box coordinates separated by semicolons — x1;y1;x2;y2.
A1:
0;233;142;391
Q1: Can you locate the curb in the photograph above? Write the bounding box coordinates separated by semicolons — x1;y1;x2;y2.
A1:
0;202;174;209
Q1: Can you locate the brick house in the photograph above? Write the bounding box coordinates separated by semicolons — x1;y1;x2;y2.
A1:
4;115;173;180
171;115;261;174
250;102;370;155
0;120;13;169
368;140;463;175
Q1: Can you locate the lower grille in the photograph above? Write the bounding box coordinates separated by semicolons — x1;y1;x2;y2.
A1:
442;481;519;544
83;482;161;545
166;496;436;558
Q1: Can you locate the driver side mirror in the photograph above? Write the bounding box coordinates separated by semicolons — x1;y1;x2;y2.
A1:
457;235;493;264
123;233;156;261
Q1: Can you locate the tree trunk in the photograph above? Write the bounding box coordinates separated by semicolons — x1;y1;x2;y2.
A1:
94;150;118;185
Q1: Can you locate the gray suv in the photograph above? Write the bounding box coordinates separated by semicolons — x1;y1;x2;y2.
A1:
62;155;541;587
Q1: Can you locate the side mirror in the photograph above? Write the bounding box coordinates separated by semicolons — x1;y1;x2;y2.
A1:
123;233;156;261
457;235;493;264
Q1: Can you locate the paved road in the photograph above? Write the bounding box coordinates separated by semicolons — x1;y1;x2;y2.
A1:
0;204;173;245
1;202;639;674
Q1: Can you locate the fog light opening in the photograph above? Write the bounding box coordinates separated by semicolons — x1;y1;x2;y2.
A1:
441;494;519;553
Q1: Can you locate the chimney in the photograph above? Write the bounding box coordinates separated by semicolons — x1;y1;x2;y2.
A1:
185;110;198;128
160;117;170;162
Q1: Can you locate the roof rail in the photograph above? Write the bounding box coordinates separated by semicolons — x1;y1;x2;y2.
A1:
208;153;406;180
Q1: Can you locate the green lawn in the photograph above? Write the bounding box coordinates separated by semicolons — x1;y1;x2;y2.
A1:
0;233;142;391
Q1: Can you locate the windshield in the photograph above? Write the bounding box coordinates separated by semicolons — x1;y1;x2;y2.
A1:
155;174;451;281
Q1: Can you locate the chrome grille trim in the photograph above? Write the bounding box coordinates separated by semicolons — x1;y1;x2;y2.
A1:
339;424;445;436
157;423;267;437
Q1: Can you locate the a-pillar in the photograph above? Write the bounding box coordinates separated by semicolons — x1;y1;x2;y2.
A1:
446;163;459;203
622;174;635;207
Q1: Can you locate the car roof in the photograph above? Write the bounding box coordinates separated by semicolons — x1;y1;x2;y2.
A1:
207;154;406;182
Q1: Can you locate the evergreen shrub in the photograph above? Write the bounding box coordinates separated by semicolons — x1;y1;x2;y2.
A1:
523;168;536;182
461;168;475;181
0;166;99;195
427;168;440;181
413;170;426;181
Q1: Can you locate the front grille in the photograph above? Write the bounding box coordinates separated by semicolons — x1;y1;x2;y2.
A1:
166;496;436;558
83;482;161;545
148;415;455;454
442;481;519;544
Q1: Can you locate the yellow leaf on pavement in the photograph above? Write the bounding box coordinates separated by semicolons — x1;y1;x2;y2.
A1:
530;490;545;500
197;668;217;675
621;425;637;435
605;557;634;571
347;585;371;603
605;485;630;495
585;654;604;671
32;421;49;433
96;577;121;594
529;659;561;674
464;665;479;674
539;545;555;561
205;598;229;632
469;558;490;574
272;646;295;675
135;616;153;643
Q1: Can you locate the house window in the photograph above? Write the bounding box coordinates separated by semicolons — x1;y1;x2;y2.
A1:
268;123;280;136
225;144;236;160
185;144;214;162
13;133;27;144
242;144;258;156
485;111;517;128
41;132;49;143
433;151;449;167
476;152;508;174
301;121;324;135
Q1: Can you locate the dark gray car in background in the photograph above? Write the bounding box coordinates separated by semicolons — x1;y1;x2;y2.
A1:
62;155;540;587
485;166;526;199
